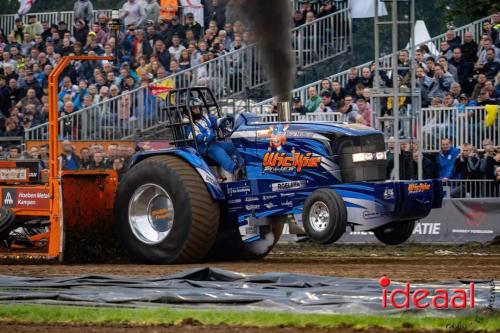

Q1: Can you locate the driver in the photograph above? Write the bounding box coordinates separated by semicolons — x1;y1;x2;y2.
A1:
185;98;243;178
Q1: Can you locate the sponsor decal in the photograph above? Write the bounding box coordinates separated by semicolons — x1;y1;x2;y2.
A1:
412;222;440;235
362;211;391;219
228;206;243;212
245;197;259;202
263;195;277;200
281;200;293;208
3;191;14;205
280;192;295;198
0;168;29;182
263;152;320;173
380;276;475;309
245;204;260;210
259;124;321;174
463;205;485;227
228;199;241;204
227;185;251;196
408;183;431;193
264;202;277;209
383;187;395;200
271;180;306;192
1;188;50;209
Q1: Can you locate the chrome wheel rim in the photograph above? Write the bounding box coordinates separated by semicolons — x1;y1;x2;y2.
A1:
128;183;174;245
309;201;330;232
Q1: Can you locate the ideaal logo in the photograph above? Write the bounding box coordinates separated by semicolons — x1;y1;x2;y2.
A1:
408;183;431;193
380;276;474;309
259;124;321;174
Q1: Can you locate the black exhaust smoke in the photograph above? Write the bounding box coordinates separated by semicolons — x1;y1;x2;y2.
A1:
227;0;294;102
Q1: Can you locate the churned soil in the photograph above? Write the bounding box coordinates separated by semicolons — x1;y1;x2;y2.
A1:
0;322;488;333
1;243;499;282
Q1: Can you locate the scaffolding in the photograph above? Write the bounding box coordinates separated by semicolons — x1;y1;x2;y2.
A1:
371;0;422;180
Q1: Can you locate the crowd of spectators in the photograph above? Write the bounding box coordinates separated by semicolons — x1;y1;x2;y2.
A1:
0;0;344;142
1;140;137;179
287;11;500;128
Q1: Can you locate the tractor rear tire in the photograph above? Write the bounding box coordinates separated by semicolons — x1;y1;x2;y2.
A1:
206;216;284;261
302;188;347;244
373;220;416;245
0;208;16;241
115;155;220;264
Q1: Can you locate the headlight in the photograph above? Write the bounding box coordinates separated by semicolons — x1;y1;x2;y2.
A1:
352;152;386;163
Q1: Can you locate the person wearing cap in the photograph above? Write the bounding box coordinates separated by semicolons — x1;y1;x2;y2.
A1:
120;0;146;29
184;12;202;40
22;70;43;99
292;96;308;116
25;15;43;39
13;18;26;44
74;0;94;25
166;15;186;42
144;0;161;27
58;21;70;40
318;0;335;18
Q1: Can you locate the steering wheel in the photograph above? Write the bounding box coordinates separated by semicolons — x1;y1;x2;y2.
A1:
217;115;235;139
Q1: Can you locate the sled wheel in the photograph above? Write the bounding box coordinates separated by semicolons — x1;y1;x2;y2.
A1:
115;155;220;263
373;220;416;245
302;188;347;244
206;216;285;261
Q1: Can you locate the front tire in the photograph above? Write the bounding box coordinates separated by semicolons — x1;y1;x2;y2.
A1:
115;155;220;263
373;220;416;245
302;188;347;244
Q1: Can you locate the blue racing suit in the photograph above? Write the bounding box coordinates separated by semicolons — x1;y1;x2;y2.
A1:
186;113;241;173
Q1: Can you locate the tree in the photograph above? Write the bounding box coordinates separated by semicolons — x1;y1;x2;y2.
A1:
436;0;499;27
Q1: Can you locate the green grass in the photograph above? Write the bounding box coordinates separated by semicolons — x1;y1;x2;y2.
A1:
0;304;499;331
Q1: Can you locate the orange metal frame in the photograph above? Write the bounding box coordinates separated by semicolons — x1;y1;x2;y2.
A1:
47;56;114;258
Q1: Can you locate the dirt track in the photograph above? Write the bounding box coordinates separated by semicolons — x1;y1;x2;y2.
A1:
1;243;499;281
0;322;491;333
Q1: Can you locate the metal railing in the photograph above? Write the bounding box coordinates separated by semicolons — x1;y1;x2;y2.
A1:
444;180;500;198
249;15;491;112
419;106;499;153
0;10;114;35
0;7;199;35
291;0;349;13
25;8;351;141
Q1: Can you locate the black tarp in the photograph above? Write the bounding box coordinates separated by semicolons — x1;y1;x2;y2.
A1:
0;268;497;315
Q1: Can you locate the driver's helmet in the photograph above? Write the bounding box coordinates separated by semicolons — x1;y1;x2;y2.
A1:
189;98;204;120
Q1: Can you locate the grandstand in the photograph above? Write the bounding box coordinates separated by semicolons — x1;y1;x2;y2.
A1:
0;0;499;198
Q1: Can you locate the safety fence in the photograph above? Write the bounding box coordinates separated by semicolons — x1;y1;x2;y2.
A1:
444;180;500;199
24;9;351;140
0;7;202;35
247;15;491;113
419;106;499;153
0;10;114;36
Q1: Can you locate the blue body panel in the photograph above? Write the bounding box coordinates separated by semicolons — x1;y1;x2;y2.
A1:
131;113;443;238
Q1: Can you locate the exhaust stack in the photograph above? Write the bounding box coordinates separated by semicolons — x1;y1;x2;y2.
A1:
277;102;291;122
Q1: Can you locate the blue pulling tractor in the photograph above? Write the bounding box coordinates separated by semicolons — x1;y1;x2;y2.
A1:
115;87;443;263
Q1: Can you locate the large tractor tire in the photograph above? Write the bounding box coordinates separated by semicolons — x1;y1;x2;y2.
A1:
302;188;347;244
115;155;220;264
0;208;16;241
206;216;285;261
373;220;416;245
